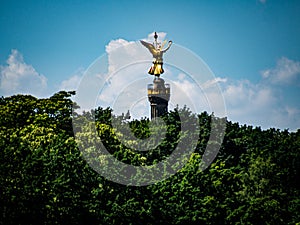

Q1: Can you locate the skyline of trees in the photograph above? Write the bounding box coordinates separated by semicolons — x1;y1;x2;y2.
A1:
0;91;299;224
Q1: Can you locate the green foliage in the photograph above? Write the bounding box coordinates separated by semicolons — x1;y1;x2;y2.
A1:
0;91;299;224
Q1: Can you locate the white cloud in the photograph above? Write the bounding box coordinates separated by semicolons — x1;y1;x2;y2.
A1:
105;38;147;74
105;39;133;53
219;77;300;131
197;57;299;130
0;49;47;97
70;35;151;115
172;79;199;110
202;77;227;90
170;70;299;130
261;57;300;85
169;73;227;118
177;73;186;81
145;32;167;43
222;80;274;119
59;68;84;91
93;36;155;114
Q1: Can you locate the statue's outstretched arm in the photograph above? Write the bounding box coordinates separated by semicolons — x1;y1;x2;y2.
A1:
162;41;172;53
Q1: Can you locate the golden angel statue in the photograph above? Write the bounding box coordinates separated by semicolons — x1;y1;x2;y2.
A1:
140;32;172;77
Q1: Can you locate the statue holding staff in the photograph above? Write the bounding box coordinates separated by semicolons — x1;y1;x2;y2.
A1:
140;32;172;77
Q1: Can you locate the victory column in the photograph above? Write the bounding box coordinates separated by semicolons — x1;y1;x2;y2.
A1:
140;32;172;119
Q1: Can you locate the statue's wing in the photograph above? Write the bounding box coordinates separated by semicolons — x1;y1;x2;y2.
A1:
140;40;156;55
161;40;167;48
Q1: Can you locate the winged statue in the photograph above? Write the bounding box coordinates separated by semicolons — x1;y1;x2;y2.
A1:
140;32;172;77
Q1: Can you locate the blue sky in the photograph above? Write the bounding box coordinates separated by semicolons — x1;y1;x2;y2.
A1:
0;0;299;130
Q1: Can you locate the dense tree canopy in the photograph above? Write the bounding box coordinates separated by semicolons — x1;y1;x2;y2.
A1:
0;91;299;224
